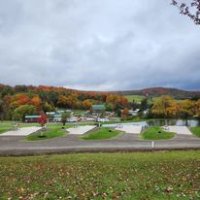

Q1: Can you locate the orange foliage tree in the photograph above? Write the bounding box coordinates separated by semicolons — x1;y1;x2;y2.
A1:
30;96;42;111
121;108;129;120
82;99;92;110
106;95;128;111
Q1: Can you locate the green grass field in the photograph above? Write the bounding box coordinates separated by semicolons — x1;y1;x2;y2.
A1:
0;125;11;134
125;95;145;103
0;122;71;139
0;121;14;134
0;127;11;134
81;127;122;140
0;151;199;199
0;121;40;132
142;126;175;140
27;124;69;141
191;127;200;137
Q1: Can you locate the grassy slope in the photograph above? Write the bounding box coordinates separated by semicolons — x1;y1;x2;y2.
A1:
0;127;11;134
142;126;175;140
27;124;68;141
0;122;46;135
191;127;200;137
82;127;121;140
0;122;69;140
0;151;200;199
0;121;13;134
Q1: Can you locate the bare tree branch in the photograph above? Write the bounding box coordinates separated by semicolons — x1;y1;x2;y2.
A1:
171;0;200;25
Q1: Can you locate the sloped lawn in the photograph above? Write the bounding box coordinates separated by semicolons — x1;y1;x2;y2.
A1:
27;125;67;141
0;151;200;199
0;122;12;134
191;127;200;137
141;126;175;140
0;127;11;134
82;127;122;140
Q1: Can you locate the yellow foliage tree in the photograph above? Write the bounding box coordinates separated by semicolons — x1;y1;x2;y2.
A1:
195;99;200;118
151;96;178;118
178;99;195;119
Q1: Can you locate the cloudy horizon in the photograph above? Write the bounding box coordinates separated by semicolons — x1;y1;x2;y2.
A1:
0;0;199;91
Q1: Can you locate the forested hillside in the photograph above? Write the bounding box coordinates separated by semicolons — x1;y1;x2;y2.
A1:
0;84;128;120
0;84;199;121
117;87;200;99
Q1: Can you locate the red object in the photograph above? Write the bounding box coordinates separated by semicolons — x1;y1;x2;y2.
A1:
38;112;47;126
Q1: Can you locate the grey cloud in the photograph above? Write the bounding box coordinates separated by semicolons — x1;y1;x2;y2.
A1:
0;0;199;90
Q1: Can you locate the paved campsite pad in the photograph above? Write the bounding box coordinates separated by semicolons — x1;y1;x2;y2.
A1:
167;126;192;135
115;125;142;134
67;125;96;135
0;127;42;136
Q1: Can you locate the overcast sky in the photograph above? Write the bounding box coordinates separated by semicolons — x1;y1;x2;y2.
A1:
0;0;199;91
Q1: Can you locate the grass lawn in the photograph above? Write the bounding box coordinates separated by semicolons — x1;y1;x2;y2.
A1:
0;121;68;139
0;121;13;134
141;126;175;140
27;124;68;141
125;95;145;103
0;151;200;199
0;121;40;130
0;127;11;134
190;127;200;137
81;127;122;140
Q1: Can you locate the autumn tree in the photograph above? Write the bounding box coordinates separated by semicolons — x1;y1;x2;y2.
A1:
30;96;42;111
61;111;71;126
106;95;128;111
42;102;55;112
195;99;200;118
151;96;179;120
0;99;3;120
38;112;48;137
178;99;195;119
2;95;12;120
38;112;47;127
171;0;200;25
57;95;67;108
10;94;30;109
47;91;59;105
57;94;78;109
121;108;129;120
13;105;36;122
82;99;92;110
14;85;28;93
0;85;14;97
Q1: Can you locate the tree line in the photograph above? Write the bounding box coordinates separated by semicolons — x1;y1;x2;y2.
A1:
0;84;128;121
0;84;199;121
151;96;200;119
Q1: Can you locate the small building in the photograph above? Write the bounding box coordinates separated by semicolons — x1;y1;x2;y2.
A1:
143;109;149;116
68;116;78;122
46;110;72;122
92;104;106;113
46;112;56;122
54;114;62;122
129;109;140;116
97;118;109;122
25;115;40;123
92;104;106;122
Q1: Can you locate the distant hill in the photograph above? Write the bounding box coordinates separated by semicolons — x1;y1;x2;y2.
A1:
0;83;199;100
115;87;200;99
